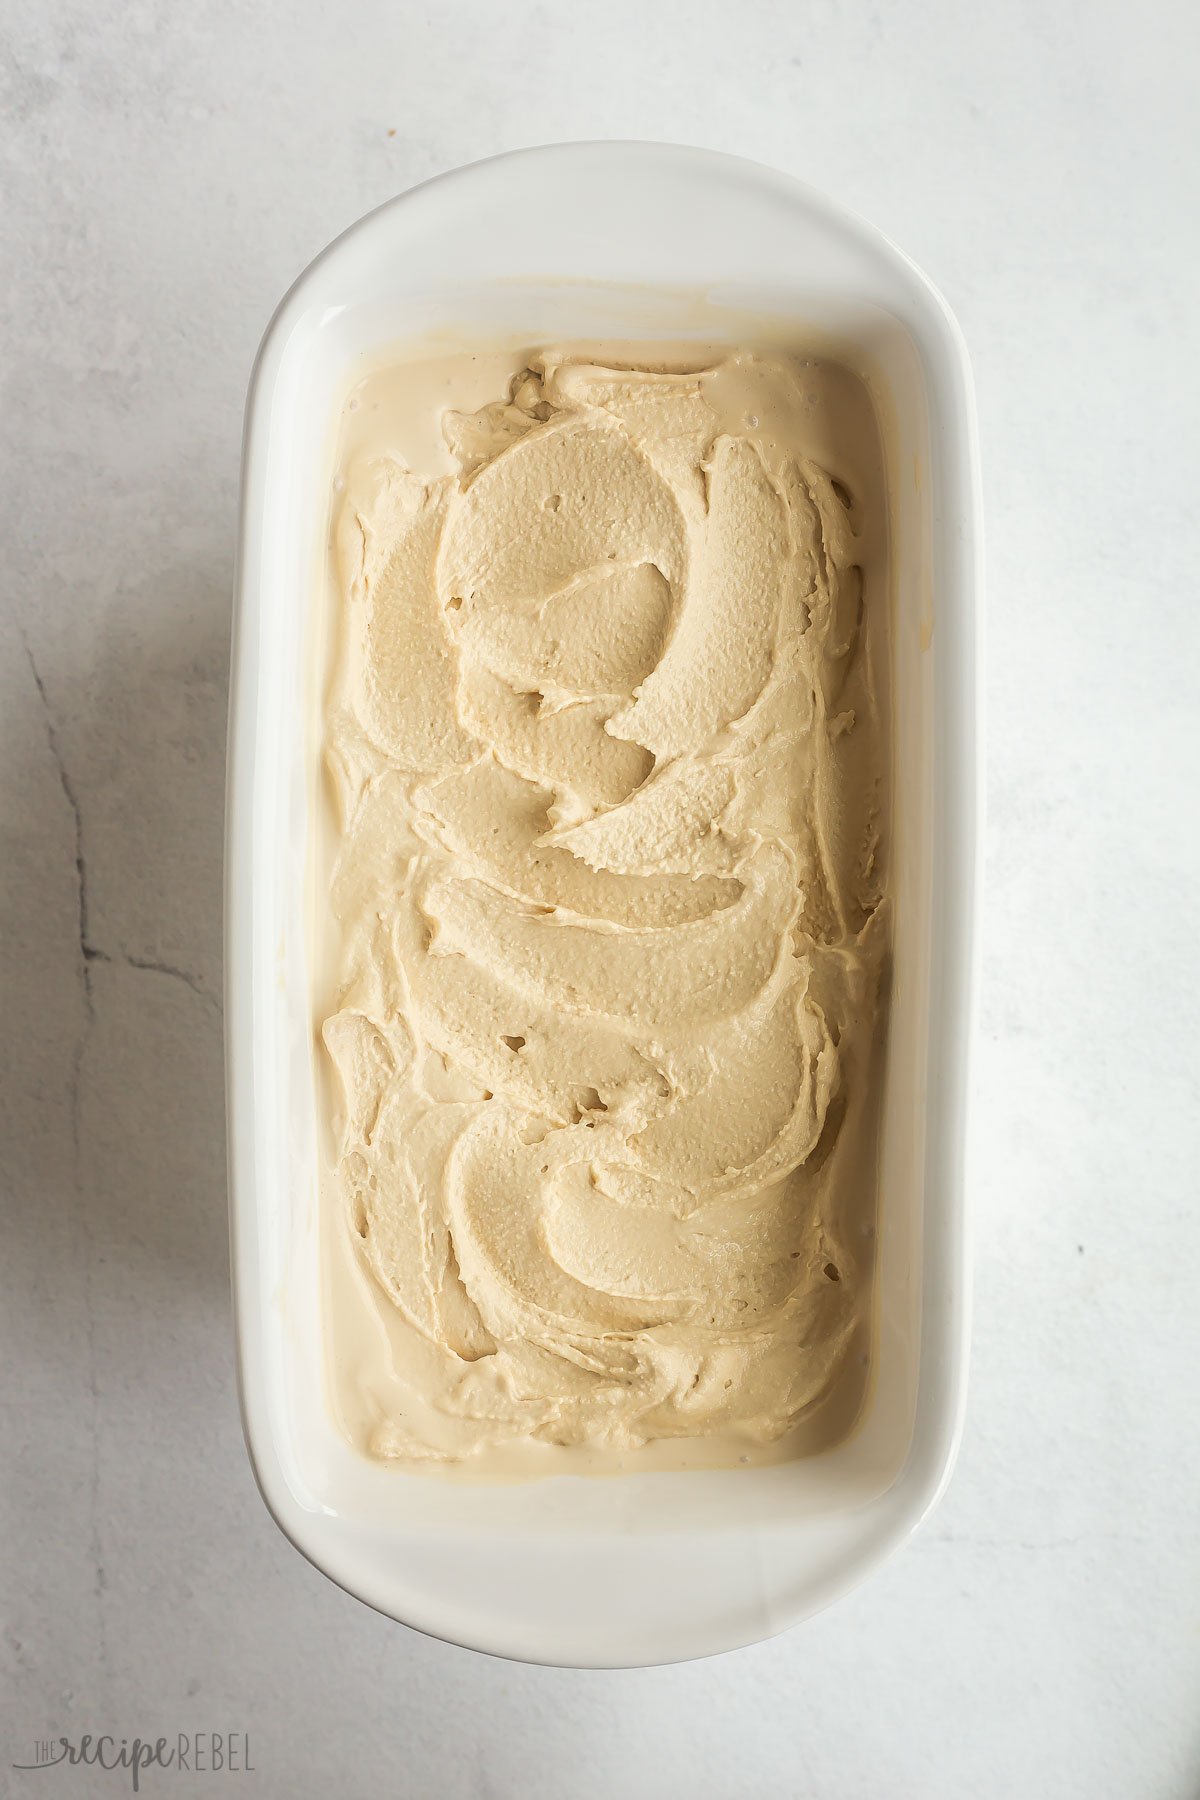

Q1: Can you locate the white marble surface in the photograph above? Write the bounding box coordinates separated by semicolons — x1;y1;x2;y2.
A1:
2;1;1198;1794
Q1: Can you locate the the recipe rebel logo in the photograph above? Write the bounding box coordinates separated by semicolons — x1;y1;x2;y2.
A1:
12;1733;254;1791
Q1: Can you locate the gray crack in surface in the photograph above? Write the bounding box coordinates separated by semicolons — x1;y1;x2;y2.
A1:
22;633;219;1015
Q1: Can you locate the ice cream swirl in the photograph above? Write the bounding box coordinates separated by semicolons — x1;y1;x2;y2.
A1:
322;352;887;1462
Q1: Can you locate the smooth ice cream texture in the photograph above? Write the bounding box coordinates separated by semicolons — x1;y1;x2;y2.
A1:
319;347;889;1469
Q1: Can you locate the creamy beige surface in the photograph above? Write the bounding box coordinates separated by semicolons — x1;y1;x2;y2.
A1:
318;344;890;1473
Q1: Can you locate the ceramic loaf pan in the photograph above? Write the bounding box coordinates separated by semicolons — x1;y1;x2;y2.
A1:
226;142;982;1667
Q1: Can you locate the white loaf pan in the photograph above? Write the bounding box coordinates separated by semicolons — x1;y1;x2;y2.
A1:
226;142;981;1667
